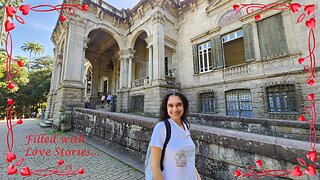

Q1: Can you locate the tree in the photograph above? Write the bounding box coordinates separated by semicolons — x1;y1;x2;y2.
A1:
20;41;44;71
0;50;29;118
13;55;53;117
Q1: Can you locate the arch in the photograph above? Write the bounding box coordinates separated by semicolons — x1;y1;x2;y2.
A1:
214;8;243;28
84;24;124;50
128;27;151;49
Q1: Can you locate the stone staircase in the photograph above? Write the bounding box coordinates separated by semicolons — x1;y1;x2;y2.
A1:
39;119;53;128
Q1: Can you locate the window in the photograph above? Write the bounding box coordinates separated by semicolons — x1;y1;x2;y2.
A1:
199;92;216;113
130;95;144;113
257;13;288;59
226;89;253;117
266;85;297;113
103;80;108;93
222;30;246;67
165;57;169;76
198;42;213;73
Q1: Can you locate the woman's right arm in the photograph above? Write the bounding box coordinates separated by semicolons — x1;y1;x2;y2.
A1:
151;146;164;180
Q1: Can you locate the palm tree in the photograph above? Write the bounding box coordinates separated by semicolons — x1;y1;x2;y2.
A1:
20;42;44;71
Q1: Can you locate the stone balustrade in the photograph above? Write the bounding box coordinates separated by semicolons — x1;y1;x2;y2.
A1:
223;63;249;78
132;77;149;87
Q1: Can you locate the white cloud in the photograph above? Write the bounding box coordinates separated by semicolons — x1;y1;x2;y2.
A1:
27;21;53;33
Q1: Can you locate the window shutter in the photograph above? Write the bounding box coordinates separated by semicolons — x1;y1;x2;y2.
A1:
192;44;199;74
210;38;215;68
257;13;288;59
243;23;255;62
212;35;224;68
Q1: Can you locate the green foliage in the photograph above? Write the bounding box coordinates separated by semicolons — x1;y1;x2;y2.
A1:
0;51;29;118
12;55;53;117
59;106;72;125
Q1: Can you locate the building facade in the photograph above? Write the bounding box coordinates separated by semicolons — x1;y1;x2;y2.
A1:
46;0;320;126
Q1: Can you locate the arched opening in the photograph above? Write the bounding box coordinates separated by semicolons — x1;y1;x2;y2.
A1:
85;28;120;108
132;31;148;87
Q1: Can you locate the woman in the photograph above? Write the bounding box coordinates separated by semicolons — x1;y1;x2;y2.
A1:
149;90;201;180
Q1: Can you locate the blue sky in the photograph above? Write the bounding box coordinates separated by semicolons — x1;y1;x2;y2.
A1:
11;0;140;59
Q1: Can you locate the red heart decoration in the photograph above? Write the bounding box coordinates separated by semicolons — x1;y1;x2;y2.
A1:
308;93;315;100
60;15;67;22
305;18;316;29
8;164;17;175
306;150;317;162
298;58;304;64
308;79;315;86
298;115;305;122
5;20;15;32
7;98;14;105
254;14;261;21
17;118;23;124
6;151;16;162
20;166;31;176
305;165;316;176
19;5;30;15
289;3;301;13
58;159;64;165
233;4;240;11
256;160;262;167
82;4;89;11
234;169;241;177
304;4;315;15
8;82;15;89
6;6;17;17
17;60;24;67
291;166;303;176
78;168;85;174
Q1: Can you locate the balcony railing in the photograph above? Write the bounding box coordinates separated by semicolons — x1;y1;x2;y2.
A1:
223;64;248;78
132;77;149;87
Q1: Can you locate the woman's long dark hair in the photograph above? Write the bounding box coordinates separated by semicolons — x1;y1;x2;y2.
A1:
159;90;190;129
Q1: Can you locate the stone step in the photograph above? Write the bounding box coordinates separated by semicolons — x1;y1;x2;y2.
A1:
39;122;51;128
43;120;53;124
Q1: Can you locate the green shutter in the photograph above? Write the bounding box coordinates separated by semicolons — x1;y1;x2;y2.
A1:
192;44;199;74
213;35;224;68
243;23;255;62
257;13;288;59
210;38;215;68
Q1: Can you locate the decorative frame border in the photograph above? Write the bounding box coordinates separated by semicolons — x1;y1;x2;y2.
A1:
233;2;318;178
4;2;88;177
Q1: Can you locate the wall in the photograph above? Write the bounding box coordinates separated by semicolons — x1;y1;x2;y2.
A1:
73;108;318;179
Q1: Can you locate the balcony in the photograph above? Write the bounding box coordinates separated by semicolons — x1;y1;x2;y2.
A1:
223;63;248;78
132;77;149;88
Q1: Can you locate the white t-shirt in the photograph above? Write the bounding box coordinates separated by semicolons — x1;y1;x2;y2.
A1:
150;118;197;180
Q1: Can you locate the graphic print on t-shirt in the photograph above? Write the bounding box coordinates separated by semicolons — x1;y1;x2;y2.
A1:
174;145;194;167
174;149;187;167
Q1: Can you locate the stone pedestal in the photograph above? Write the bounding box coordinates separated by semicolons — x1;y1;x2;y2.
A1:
52;81;85;129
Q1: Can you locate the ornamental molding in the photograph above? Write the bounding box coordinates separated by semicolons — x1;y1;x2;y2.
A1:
190;27;221;43
152;11;165;24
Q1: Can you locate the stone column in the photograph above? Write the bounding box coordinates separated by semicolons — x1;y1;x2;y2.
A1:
118;50;127;88
127;49;135;88
63;18;86;82
146;35;153;83
52;16;86;128
151;10;165;84
128;58;133;88
148;46;153;83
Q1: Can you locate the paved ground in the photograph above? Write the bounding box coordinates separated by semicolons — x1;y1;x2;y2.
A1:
0;119;145;179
